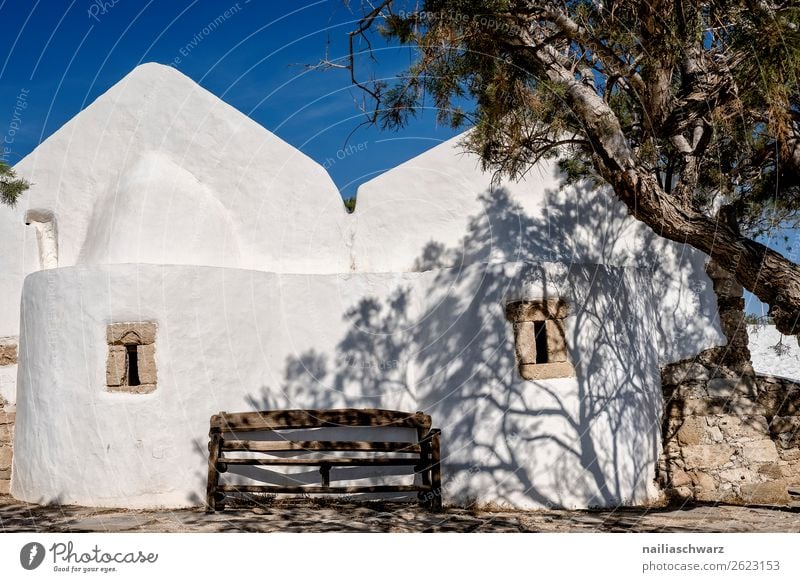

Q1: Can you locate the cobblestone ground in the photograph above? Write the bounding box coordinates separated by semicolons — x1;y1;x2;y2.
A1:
2;495;800;532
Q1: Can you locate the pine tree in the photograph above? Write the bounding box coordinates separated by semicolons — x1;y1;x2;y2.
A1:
340;0;800;335
0;162;28;207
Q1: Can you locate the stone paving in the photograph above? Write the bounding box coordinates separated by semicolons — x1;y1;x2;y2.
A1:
2;495;800;533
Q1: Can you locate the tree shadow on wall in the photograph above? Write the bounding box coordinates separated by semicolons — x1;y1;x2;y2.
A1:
240;181;715;509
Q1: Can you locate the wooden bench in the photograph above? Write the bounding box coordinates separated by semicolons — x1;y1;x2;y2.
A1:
205;408;442;512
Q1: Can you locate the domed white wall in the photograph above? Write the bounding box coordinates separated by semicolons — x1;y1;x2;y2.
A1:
79;151;243;267
13;262;664;509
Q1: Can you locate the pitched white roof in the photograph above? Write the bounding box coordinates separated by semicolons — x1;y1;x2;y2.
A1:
7;62;351;274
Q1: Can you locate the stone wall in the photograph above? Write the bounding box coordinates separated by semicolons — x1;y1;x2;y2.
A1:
0;341;16;366
659;257;800;505
660;362;798;504
759;376;800;478
0;407;13;495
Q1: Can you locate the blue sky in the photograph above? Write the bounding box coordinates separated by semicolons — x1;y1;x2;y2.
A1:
0;0;462;199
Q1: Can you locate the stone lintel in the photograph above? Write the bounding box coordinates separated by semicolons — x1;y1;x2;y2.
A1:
107;322;157;346
505;299;569;322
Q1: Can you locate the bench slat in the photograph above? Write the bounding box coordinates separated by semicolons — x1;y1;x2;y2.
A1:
221;440;422;453
217;484;429;494
211;408;432;432
219;457;422;466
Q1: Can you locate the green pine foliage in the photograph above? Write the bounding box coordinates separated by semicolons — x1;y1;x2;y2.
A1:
362;0;800;238
0;162;29;207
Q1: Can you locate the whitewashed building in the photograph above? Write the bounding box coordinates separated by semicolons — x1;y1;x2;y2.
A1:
0;63;729;509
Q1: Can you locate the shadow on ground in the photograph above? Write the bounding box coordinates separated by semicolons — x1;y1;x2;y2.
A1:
2;495;799;533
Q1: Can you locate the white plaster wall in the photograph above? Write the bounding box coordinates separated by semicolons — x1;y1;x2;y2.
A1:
353;135;724;363
14;262;664;509
0;205;39;334
79;152;243;267
0;62;351;339
352;136;547;272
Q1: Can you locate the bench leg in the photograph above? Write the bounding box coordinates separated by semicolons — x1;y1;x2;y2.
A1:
417;430;432;509
430;430;442;512
206;431;222;513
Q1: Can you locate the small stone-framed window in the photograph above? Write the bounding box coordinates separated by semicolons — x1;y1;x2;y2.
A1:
106;323;157;393
505;299;575;381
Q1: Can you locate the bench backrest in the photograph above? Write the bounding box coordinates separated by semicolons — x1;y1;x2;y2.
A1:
210;408;433;436
205;408;443;511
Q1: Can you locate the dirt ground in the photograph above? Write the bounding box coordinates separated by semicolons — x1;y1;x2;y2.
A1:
2;495;800;533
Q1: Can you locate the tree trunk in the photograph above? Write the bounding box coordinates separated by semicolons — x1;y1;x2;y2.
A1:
609;168;800;336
